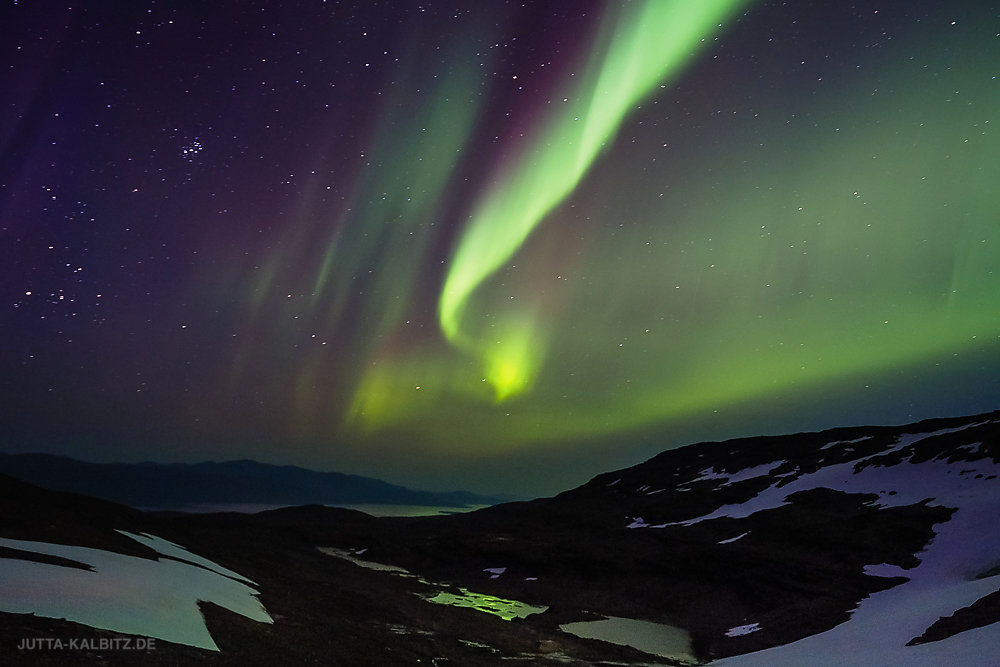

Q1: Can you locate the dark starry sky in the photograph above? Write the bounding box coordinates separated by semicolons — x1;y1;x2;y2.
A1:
2;1;998;497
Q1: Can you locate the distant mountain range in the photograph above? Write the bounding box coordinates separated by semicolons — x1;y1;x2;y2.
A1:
1;409;999;665
0;454;501;510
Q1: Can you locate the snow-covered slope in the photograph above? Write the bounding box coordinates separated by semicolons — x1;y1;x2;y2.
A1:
592;414;1000;664
701;419;1000;665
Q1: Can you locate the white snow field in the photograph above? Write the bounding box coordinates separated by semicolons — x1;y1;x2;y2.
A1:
0;531;272;650
659;419;1000;666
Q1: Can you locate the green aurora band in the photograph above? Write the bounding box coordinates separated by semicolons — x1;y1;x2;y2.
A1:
214;3;999;466
439;0;751;401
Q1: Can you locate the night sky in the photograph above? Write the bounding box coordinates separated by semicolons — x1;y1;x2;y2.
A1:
3;1;998;498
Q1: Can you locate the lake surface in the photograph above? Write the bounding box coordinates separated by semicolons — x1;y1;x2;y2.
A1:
424;588;547;621
559;615;696;663
317;547;411;573
319;546;547;620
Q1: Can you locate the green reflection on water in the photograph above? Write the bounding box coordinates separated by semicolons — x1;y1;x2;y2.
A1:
426;588;547;621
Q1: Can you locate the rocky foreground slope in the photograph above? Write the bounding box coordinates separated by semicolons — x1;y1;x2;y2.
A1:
1;410;998;665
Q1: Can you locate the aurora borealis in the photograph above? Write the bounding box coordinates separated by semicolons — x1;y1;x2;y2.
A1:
2;1;999;496
438;0;749;400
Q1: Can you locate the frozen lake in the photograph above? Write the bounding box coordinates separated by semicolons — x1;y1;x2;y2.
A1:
320;546;548;620
560;615;696;663
424;588;547;621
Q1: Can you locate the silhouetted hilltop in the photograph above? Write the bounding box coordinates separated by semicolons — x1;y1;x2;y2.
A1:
0;454;499;509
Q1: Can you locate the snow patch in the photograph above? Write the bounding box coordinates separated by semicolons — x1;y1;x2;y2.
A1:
725;623;762;637
864;563;911;579
674;424;996;527
626;516;672;529
118;530;257;584
955;442;983;456
692;461;787;486
0;533;271;651
820;435;874;451
718;532;750;545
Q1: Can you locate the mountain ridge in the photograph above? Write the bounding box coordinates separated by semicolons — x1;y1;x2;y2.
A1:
0;453;501;510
